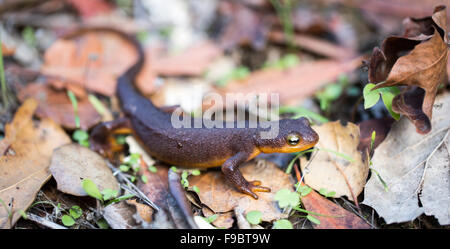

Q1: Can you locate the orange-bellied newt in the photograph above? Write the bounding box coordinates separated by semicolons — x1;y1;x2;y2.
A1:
64;27;319;199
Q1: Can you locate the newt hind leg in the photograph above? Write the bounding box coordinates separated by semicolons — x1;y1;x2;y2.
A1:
221;152;271;199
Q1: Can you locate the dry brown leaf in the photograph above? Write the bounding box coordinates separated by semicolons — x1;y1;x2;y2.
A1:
224;57;364;105
42;30;155;97
0;99;71;228
363;92;450;224
189;160;294;222
148;41;222;77
17;82;102;130
49;143;119;196
103;201;137;229
369;5;448;134
269;31;356;60
299;182;370;229
300;121;368;200
202;206;234;229
126;199;153;223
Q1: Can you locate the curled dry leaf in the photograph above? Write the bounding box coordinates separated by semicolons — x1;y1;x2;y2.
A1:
189;160;294;222
49;143;119;196
126;199;153;223
17;82;102;130
0;99;71;228
363;92;450;225
202;206;234;229
300;121;368;200
368;5;448;134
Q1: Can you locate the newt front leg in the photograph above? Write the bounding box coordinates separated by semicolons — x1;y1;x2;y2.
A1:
221;152;271;199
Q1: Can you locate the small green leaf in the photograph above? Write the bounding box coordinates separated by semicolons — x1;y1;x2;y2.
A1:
181;171;188;180
18;210;28;219
274;189;300;208
119;165;130;172
96;218;109;229
380;89;400;120
88;94;107;116
363;83;380;109
246;211;262;225
306;215;321;225
61;215;75;227
116;135;127;145
298;185;312;197
191;169;201;176
170;166;178;172
141;175;148;183
205;214;218;223
101;189;118;201
72;129;89;142
82;179;103;201
192;185;200;194
69;206;82;219
319;188;336;198
148;165;157;173
273;219;293;229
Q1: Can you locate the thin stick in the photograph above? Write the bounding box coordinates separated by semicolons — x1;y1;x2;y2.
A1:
26;213;67;229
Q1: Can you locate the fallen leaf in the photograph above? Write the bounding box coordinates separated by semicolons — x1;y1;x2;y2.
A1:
42;29;155;97
269;31;356;60
224;57;364;105
17;82;102;130
300;121;368;200
363;92;450;224
49;143;119;196
369;5;448;134
126;199;153;223
357;117;395;157
0;99;71;228
292;165;370;229
103;201;137;229
189;160;294;222
148;41;222;77
202;206;234;229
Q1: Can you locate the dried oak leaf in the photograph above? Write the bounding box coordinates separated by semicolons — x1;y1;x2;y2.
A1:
49;143;119;196
363;92;450;225
17;82;102;130
189;160;294;222
368;5;448;134
300;121;368;201
0;99;71;228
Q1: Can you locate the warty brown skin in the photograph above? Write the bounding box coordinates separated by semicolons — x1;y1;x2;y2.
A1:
77;27;319;199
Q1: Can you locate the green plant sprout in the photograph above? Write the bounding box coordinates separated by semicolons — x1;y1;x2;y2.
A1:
272;219;293;229
216;66;250;87
315;75;349;112
269;0;295;48
363;83;400;120
81;179;134;206
367;131;389;192
263;53;300;70
246;210;263;225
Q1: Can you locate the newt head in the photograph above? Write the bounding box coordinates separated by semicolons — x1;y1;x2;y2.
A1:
255;117;319;154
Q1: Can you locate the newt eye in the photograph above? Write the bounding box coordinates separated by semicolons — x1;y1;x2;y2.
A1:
286;134;300;146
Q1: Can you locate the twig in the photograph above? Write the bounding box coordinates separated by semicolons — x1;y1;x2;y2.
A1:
106;161;160;211
414;130;449;194
26;213;67;229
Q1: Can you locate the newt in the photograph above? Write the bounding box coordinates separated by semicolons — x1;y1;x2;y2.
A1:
64;27;319;199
